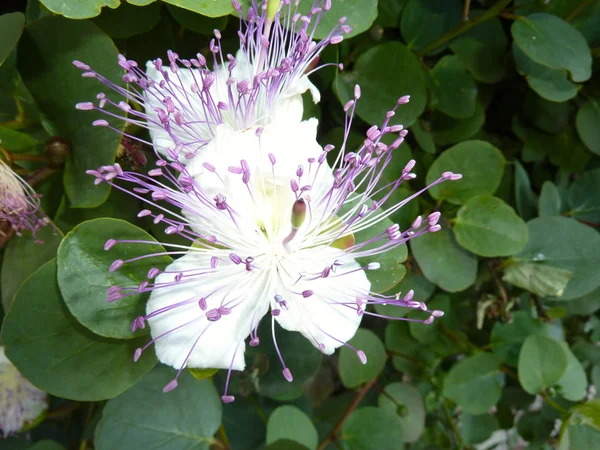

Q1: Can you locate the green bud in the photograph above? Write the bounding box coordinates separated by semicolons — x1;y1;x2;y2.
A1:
291;199;307;229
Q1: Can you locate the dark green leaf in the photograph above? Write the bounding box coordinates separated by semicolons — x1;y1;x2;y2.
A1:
30;442;66;450
430;55;477;119
93;2;162;39
165;4;228;35
461;413;499;444
0;12;25;67
1;260;157;401
95;366;221;450
1;225;62;311
518;335;568;394
19;16;125;207
335;42;426;128
576;99;600;155
568;169;600;222
539;181;562;217
556;343;587;402
400;0;462;54
162;0;232;17
40;0;122;19
298;0;378;39
514;160;538;221
339;329;386;388
411;228;477;292
443;353;502;414
430;102;486;146
490;312;550;367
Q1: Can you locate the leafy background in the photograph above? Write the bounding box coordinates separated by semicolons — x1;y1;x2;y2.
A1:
1;0;600;449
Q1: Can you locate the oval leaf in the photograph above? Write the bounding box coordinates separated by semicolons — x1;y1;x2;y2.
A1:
267;406;318;450
339;329;387;388
1;260;157;401
518;335;568;395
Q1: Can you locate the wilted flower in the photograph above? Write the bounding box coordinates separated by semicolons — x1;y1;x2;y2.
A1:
0;347;47;437
0;158;49;241
73;0;345;162
79;0;461;402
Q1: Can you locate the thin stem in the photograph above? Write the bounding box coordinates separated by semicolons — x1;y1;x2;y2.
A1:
416;0;513;57
317;377;378;450
442;400;464;449
217;424;231;449
566;0;594;22
463;0;471;20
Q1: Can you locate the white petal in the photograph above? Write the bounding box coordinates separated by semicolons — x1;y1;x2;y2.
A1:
272;248;371;355
146;253;270;371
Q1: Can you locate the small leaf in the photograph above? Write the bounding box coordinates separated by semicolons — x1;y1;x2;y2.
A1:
95;366;221;450
539;181;562;217
0;12;25;67
443;353;503;414
430;102;485;146
267;406;318;450
426;140;506;205
189;368;219;381
576;100;600;155
568;168;600;222
461;413;499;445
335;42;426;128
430;55;477;119
514;160;538;221
40;0;121;19
556;343;588;402
518;335;568;395
490;312;550;367
339;329;387;388
454;195;529;257
411;228;477;292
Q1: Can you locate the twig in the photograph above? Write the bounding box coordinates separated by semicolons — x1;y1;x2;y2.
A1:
566;0;594;22
463;0;471;21
416;0;513;57
442;400;463;448
317;377;378;450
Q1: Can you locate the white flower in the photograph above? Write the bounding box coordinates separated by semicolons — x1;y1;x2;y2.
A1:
0;347;47;437
74;0;345;162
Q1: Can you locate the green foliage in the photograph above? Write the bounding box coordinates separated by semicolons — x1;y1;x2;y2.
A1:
1;0;600;449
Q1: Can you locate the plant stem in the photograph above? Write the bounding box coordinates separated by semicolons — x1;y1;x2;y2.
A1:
442;400;464;448
463;0;471;21
317;377;377;450
416;0;513;57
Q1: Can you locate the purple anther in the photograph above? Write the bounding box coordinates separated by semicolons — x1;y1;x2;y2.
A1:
296;165;304;177
219;306;232;316
432;310;444;317
76;102;94;110
271;309;281;316
206;309;222;321
282;368;293;382
147;267;160;279
93;119;109;127
302;290;313;298
133;348;142;362
268;153;276;165
104;239;117;251
343;100;354;112
404;290;415;302
367;262;380;270
163;379;178;392
429;224;441;233
210;256;218;269
290;179;299;192
250;337;260;347
221;395;235;403
398;95;411;104
198;297;208;310
424;316;435;325
356;350;367;364
354;84;361;99
109;259;124;272
411;216;422;229
229;253;242;264
428;211;441;225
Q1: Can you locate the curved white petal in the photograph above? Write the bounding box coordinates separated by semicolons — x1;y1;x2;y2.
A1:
146;253;270;371
272;248;371;355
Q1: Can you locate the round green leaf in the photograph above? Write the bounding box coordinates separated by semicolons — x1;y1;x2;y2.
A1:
400;0;462;54
461;413;499;445
568;169;600;222
431;102;485;146
426;140;505;205
556;343;587;402
335;42;426;128
298;0;377;39
162;0;232;17
539;181;562;217
490;311;549;367
57;218;172;339
339;329;386;388
518;335;568;395
576;99;600;155
454;195;529;257
95;366;221;450
0;12;25;67
341;407;404;449
410;228;477;292
378;383;425;443
563;286;600;316
443;353;502;415
512;13;592;82
430;55;477;119
92;2;162;39
267;406;318;450
18;16;125;207
1;260;157;401
510;216;600;300
1;225;63;311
